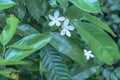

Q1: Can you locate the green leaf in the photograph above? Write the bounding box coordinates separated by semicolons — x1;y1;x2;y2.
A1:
81;14;116;37
8;45;32;50
102;69;110;80
5;34;52;61
40;45;72;80
49;0;58;8
114;67;120;79
40;61;47;74
21;60;39;71
0;16;19;46
72;66;100;80
0;58;28;65
110;72;118;80
74;22;120;65
65;6;115;37
69;0;101;13
65;6;87;19
0;68;19;79
16;24;39;36
57;0;68;7
50;32;86;64
26;0;47;22
57;0;68;11
0;0;16;10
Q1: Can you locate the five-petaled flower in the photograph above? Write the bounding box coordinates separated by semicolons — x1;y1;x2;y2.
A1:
48;11;65;26
84;49;94;60
60;19;74;37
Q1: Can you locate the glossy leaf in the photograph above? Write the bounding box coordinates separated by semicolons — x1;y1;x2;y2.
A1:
0;58;28;65
5;34;52;61
21;60;39;71
0;16;19;46
0;0;16;10
57;0;68;7
102;69;110;80
50;32;86;64
57;0;68;11
65;6;116;37
26;0;42;21
72;66;100;80
110;72;118;80
69;0;101;13
16;24;39;36
65;6;87;19
81;14;116;37
26;0;47;22
49;0;58;8
40;45;72;80
114;68;120;79
0;68;19;80
74;22;120;65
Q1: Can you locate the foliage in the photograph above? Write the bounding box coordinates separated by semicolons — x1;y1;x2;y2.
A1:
0;0;120;80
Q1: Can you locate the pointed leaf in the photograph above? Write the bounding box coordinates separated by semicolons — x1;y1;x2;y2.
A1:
16;24;39;36
0;16;19;46
81;14;116;37
5;34;52;61
0;58;28;65
69;0;101;13
65;6;115;37
73;66;100;80
0;0;16;10
40;45;72;80
0;68;19;80
74;22;120;65
50;32;86;64
26;0;47;22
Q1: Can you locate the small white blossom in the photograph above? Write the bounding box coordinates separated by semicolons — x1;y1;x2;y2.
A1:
48;11;65;26
84;49;94;60
60;19;74;37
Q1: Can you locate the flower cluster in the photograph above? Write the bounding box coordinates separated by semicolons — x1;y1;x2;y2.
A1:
48;11;74;37
83;49;94;60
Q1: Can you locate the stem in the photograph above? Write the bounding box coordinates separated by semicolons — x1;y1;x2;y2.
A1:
43;26;60;34
2;46;6;58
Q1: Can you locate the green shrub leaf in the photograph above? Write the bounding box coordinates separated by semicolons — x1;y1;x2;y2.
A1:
50;32;86;64
5;34;52;61
73;66;100;80
69;0;101;13
40;45;72;80
0;16;19;46
65;6;116;37
74;22;120;65
0;0;16;10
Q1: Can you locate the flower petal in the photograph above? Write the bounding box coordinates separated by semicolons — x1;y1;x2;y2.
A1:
86;56;90;60
60;29;66;36
66;30;71;37
84;49;87;53
48;14;54;20
58;17;65;21
63;19;69;26
90;54;94;58
67;25;74;31
88;51;92;54
54;11;59;18
56;21;61;26
49;21;55;26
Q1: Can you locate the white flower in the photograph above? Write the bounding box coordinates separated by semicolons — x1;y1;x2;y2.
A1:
84;49;94;60
60;19;74;37
48;11;65;26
